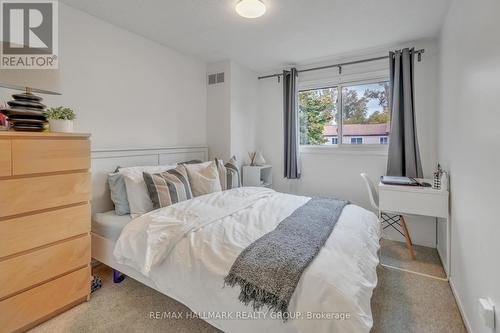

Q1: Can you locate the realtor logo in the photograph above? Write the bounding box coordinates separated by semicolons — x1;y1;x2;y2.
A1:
0;0;58;69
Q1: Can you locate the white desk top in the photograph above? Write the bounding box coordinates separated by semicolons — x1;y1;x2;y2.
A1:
379;179;449;196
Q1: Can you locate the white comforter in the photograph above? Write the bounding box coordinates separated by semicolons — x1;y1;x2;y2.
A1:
114;187;380;333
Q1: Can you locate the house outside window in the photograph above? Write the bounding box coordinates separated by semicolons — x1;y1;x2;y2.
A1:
331;137;338;144
350;137;363;144
379;136;388;144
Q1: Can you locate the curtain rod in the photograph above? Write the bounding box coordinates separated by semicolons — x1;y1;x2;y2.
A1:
258;48;425;80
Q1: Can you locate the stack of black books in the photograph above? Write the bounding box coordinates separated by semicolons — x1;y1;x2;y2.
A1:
1;93;48;131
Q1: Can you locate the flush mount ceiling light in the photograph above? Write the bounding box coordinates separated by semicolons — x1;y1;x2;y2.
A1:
235;0;266;18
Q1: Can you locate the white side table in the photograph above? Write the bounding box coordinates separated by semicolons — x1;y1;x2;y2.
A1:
242;165;272;188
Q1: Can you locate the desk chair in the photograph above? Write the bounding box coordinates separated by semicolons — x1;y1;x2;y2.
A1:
360;173;415;258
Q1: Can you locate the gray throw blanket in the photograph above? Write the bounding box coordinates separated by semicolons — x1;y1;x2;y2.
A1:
224;197;349;317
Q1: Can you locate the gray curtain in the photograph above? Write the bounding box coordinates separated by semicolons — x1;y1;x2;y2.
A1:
283;68;300;179
387;48;423;178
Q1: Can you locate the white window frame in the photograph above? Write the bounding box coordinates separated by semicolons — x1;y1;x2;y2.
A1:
331;137;338;144
379;136;388;144
298;72;390;156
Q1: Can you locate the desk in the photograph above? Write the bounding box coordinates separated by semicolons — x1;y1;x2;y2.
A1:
378;180;450;277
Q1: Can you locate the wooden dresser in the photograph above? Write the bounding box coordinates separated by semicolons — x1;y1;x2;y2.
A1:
0;131;91;333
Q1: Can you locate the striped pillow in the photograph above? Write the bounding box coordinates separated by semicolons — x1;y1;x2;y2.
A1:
143;164;193;209
215;156;241;190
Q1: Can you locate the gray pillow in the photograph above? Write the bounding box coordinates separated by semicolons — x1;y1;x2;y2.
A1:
108;168;130;215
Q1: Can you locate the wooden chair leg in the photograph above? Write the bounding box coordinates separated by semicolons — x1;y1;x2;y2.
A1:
400;215;415;259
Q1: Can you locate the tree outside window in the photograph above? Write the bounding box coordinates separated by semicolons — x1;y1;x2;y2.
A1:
299;87;337;145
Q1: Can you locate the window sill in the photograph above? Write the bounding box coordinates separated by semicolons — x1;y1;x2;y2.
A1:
300;144;389;156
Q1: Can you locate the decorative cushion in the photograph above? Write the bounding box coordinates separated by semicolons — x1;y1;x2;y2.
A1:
184;161;222;197
108;167;130;216
120;165;176;218
143;165;193;209
224;156;241;189
215;156;241;190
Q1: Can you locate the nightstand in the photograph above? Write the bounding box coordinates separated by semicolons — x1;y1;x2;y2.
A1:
242;165;272;188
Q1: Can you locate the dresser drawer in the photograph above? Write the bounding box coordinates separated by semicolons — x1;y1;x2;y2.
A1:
0;204;90;258
0;172;90;218
0;235;90;299
12;139;90;175
0;139;11;177
0;266;90;333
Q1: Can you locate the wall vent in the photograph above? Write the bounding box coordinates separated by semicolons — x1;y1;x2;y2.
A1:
208;72;225;85
208;74;217;85
216;72;225;83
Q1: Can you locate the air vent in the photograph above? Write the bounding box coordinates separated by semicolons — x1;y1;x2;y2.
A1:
208;74;217;85
208;72;225;85
216;72;225;83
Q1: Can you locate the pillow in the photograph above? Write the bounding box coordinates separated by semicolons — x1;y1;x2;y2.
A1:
143;165;193;209
224;156;241;189
184;161;222;197
120;165;176;218
215;156;241;190
108;167;130;216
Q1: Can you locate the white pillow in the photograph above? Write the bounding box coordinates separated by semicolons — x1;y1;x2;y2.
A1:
120;165;175;218
184;161;222;197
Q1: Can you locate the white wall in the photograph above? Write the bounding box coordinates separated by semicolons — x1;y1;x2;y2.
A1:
207;61;231;160
0;3;207;150
438;0;500;331
256;39;440;247
230;61;258;166
207;60;258;166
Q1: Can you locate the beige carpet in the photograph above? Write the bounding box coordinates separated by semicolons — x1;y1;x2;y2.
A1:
380;239;447;278
30;240;466;333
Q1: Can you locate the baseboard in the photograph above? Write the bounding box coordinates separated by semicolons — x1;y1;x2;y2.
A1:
449;277;474;333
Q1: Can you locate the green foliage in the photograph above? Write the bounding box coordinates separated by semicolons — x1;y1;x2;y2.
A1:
299;89;335;145
45;106;76;120
343;82;390;124
342;89;368;124
367;110;389;124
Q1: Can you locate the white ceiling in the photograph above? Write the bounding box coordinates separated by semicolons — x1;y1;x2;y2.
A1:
60;0;451;73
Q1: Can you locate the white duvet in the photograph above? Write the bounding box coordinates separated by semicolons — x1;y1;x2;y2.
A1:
114;187;381;333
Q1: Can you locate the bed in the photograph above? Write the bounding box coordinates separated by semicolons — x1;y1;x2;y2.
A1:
90;147;381;333
92;211;132;242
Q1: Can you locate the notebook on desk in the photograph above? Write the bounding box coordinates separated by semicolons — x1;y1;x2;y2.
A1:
380;176;419;186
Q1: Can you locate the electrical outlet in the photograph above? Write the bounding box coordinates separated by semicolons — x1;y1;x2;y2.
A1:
479;298;495;329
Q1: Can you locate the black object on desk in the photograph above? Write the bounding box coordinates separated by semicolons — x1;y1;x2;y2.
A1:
380;176;419;186
381;176;433;187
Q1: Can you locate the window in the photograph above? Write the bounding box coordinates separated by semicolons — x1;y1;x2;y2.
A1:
350;137;363;144
299;81;390;146
299;87;338;145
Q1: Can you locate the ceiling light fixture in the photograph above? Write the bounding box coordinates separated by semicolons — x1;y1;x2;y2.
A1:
235;0;266;19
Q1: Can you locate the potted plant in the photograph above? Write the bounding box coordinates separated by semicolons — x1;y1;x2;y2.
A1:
45;106;76;133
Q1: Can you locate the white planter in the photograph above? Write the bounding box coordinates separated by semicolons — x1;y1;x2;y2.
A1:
48;119;74;133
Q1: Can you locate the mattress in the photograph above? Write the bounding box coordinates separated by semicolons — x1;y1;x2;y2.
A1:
92;211;132;241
